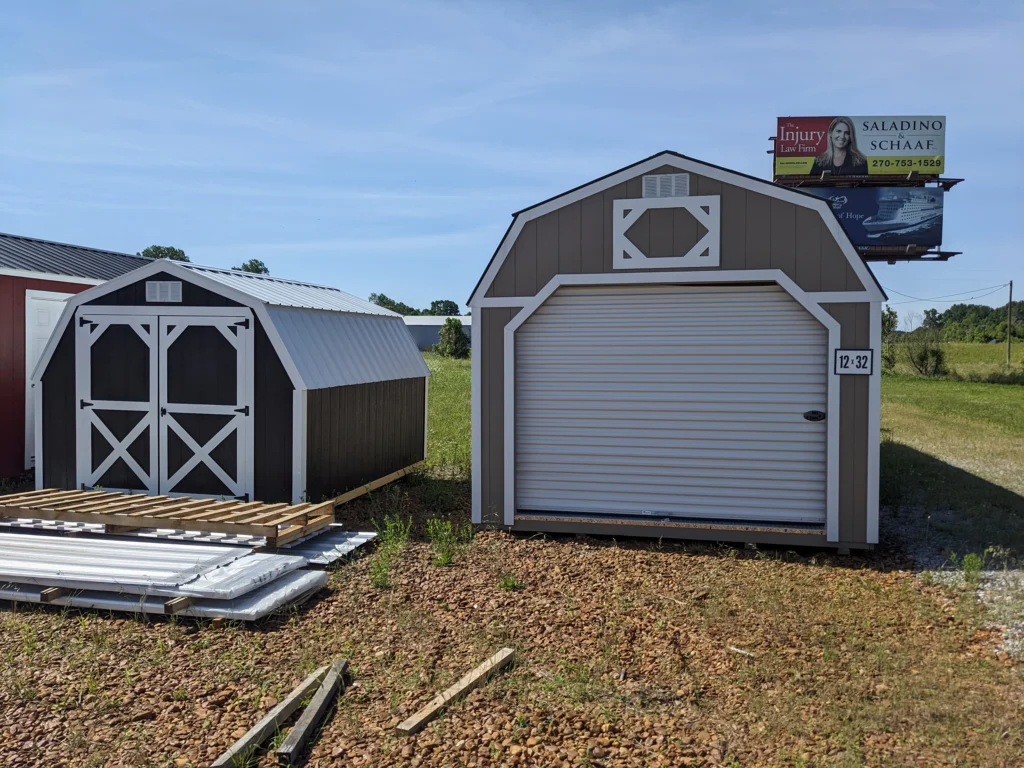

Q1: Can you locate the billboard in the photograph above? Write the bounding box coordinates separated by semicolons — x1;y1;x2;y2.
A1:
775;116;945;177
804;187;944;248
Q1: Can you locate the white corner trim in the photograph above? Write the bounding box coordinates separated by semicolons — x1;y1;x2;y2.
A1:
0;267;105;285
471;306;482;524
24;289;74;470
33;380;43;489
867;301;881;544
468;151;885;305
30;259;308;391
499;270;842;540
806;291;875;304
292;389;307;503
473;296;533;308
612;195;720;269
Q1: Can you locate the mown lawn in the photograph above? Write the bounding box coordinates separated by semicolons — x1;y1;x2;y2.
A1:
881;374;1024;559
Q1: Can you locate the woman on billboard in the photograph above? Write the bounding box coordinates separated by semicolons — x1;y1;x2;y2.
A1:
810;117;868;176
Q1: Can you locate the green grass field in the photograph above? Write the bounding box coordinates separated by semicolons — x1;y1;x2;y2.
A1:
423;351;471;475
892;340;1023;379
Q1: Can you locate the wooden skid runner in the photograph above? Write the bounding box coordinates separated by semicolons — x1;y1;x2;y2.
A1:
0;490;334;546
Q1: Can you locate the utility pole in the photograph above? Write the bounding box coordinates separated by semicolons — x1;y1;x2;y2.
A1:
1008;280;1014;367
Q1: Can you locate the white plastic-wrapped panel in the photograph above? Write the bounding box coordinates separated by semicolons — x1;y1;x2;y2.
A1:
514;284;828;524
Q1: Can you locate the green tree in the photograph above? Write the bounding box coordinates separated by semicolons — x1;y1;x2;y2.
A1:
368;293;419;315
429;299;460;316
436;317;470;359
881;306;899;372
137;245;189;262
921;308;942;329
232;258;270;274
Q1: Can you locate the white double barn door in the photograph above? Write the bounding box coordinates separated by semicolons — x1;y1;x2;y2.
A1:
75;310;254;499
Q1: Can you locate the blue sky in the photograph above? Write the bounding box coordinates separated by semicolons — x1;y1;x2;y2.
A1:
1;1;1021;318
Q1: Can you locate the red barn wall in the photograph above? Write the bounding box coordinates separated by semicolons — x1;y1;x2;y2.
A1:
0;275;93;479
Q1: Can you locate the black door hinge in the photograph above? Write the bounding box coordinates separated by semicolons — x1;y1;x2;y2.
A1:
235;319;250;329
160;407;167;416
233;405;249;416
80;399;93;409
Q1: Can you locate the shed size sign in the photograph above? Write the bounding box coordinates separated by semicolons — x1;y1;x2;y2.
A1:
834;349;874;375
775;116;945;177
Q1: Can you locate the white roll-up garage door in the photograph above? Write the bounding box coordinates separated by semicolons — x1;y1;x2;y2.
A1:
514;284;828;524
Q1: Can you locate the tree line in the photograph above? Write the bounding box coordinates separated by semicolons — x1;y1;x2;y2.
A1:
916;301;1022;343
137;245;269;275
367;294;462;317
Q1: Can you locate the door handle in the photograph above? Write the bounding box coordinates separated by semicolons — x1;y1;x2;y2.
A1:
803;410;826;422
160;407;167;416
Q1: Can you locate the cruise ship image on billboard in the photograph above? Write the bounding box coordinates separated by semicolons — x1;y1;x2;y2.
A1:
862;190;943;235
804;186;944;248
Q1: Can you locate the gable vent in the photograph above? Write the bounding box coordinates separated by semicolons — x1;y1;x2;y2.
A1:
145;281;182;303
642;173;690;198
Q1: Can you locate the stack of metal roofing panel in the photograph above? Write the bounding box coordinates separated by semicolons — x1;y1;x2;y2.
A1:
0;519;376;563
0;531;331;621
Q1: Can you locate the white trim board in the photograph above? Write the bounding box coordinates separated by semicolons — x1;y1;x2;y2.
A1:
0;267;105;285
499;270;844;542
30;259;306;391
291;390;307;504
24;289;73;470
468;151;885;306
471;311;482;524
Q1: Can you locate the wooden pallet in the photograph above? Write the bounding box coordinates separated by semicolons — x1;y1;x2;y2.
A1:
0;490;334;547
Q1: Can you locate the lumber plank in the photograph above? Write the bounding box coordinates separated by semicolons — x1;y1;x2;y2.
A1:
275;659;348;766
273;514;333;547
44;493;141;511
263;500;333;527
396;648;515;735
143;501;221;518
177;501;248;521
163;596;193;615
332;462;424;507
0;488;63;503
125;500;203;518
40;587;69;603
63;496;170;515
202;502;265;521
234;504;294;524
0;490;99;509
0;506;277;537
211;664;331;767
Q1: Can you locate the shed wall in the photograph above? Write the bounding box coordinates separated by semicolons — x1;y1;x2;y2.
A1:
304;377;426;500
0;275;91;479
486;166;864;299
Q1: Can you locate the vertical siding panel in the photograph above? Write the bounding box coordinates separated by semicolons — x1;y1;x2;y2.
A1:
769;199;797;281
558;202;582;275
580;193;604;274
672;208;697;258
852;303;869;543
845;259;865;291
490;245;516;297
648;208;674;258
745;192;771;270
719;182;746;270
820;238;847;291
515;220;538;296
794;209;823;292
628;212;650;258
824;303;857;543
602;182;629;272
536;211;560;290
694;175;722;197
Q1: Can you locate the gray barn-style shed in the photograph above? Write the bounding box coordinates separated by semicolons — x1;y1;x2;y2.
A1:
32;259;429;504
469;151;885;550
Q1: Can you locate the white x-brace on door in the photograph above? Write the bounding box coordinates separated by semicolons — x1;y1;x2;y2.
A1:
157;314;254;499
75;314;160;493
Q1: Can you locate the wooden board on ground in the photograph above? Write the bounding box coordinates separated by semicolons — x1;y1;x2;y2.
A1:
332;462;424;507
0;490;334;546
397;647;515;736
275;658;349;766
211;664;331;767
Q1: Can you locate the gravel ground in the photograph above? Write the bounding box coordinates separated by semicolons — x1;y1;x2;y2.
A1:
1;483;1023;768
884;503;1024;660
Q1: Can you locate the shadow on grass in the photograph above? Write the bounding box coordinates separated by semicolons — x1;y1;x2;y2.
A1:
880;438;1024;562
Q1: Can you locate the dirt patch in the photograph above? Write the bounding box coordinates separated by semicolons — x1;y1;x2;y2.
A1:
2;499;1022;767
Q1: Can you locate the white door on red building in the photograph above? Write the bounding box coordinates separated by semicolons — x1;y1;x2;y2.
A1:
24;289;73;469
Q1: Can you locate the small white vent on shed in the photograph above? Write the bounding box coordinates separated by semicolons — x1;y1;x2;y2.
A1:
145;281;182;303
642;173;690;198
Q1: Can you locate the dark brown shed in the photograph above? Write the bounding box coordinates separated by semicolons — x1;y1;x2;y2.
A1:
32;259;429;504
469;151;885;550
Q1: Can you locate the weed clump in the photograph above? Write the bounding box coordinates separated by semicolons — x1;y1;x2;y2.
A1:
369;509;412;589
426;517;473;566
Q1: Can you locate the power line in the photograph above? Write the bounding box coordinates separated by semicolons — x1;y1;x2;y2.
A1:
887;286;1008;306
882;283;1008;303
